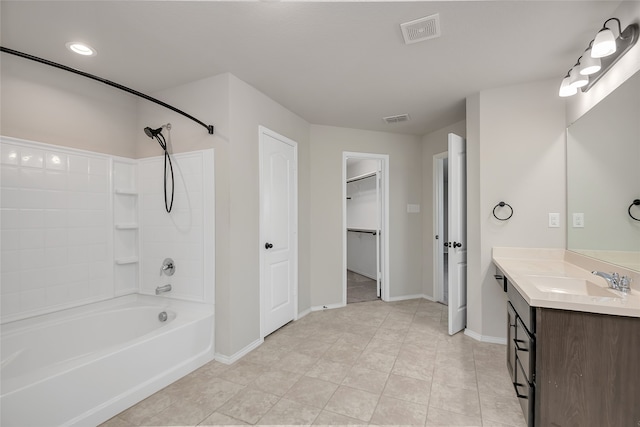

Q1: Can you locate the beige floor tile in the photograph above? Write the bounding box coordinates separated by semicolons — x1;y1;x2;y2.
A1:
305;358;352;384
219;361;270;386
284;376;339;408
370;395;427;426
98;416;134;427
217;389;280;424
274;350;319;374
312;410;367;425
432;363;478;391
428;383;481;418
373;327;407;343
356;348;397;373
476;370;514;398
364;337;401;357
479;391;527;426
382;374;431;405
192;360;232;378
199;411;248;425
241;342;288;366
425;407;482;426
143;398;212;426
252;369;301;396
294;338;332;357
342;365;389;394
324;386;380;422
392;354;435;382
257;398;321;425
117;391;173;425
323;340;366;364
159;377;244;412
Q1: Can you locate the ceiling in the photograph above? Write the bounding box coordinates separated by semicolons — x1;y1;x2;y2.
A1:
0;1;621;136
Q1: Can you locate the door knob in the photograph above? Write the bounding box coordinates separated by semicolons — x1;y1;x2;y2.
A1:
444;242;451;248
265;242;273;249
453;242;462;248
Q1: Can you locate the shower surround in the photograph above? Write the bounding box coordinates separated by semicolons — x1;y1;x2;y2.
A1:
0;136;215;425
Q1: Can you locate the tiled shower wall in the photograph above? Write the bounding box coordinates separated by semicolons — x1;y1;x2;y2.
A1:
1;137;215;323
1;137;112;322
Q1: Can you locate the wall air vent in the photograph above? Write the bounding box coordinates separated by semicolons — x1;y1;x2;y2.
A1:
400;13;441;45
383;114;410;124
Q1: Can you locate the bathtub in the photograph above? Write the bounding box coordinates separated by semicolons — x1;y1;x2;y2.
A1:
0;294;215;427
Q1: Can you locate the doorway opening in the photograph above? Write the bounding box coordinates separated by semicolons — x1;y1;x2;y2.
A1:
343;152;389;305
434;152;449;305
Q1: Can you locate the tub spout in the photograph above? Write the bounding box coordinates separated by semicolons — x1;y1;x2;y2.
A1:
155;284;172;295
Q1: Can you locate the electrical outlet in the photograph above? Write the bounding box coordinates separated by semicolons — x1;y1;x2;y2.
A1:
572;213;585;228
549;213;560;228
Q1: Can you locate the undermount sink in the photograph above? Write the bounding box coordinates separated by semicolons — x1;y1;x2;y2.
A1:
526;275;619;298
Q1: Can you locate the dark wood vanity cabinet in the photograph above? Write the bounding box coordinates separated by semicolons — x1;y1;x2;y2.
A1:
535;308;640;427
501;272;640;427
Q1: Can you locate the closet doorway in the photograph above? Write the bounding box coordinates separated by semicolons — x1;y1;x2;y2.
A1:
342;152;389;305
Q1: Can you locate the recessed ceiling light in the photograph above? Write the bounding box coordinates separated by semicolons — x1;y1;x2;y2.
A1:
65;42;96;56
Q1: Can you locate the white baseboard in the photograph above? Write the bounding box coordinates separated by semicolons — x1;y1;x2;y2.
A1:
464;328;507;345
215;337;263;365
311;302;346;311
385;293;427;302
422;294;436;302
297;307;312;319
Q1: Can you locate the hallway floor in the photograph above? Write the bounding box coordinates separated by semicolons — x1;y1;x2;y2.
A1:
347;270;378;304
102;299;526;426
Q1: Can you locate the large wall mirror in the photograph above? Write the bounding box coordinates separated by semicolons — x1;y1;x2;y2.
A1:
567;70;640;272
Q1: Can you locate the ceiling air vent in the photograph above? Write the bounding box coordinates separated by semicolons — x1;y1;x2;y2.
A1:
383;114;410;124
400;13;441;45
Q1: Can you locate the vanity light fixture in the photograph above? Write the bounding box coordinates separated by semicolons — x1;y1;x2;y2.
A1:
558;17;638;97
65;41;96;56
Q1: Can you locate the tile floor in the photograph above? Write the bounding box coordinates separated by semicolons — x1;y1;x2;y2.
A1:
347;270;378;304
102;298;526;426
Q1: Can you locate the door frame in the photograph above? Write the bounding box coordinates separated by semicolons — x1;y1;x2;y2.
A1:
342;151;390;304
258;126;299;340
433;151;447;303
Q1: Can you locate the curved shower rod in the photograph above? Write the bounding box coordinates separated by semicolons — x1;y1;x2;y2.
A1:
0;46;215;135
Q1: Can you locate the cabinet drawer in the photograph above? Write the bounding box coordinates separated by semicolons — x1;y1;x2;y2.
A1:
514;358;534;427
507;281;535;333
515;316;535;382
507;302;517;379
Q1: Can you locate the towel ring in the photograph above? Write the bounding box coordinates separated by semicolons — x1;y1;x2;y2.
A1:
629;199;640;221
493;201;513;221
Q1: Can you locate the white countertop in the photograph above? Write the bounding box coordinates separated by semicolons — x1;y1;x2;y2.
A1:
493;248;640;318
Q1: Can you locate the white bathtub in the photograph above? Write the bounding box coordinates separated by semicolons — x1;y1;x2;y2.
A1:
0;294;215;427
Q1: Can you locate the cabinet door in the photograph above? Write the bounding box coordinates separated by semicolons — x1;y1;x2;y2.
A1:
507;302;517;379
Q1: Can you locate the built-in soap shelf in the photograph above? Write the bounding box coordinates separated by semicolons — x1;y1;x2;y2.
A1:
114;188;138;196
115;257;139;265
115;223;139;230
113;161;139;295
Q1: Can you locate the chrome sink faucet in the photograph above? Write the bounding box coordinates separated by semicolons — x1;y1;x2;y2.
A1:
592;271;632;293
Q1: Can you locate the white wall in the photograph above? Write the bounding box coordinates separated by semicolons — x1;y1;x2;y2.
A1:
0;55;138;158
309;125;422;305
466;79;566;341
421;120;466;299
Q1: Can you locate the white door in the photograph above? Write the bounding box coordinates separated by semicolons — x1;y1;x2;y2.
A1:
375;169;381;297
447;133;467;335
259;126;297;337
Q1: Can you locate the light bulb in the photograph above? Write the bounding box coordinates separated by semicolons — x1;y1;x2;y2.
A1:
559;75;577;97
579;50;601;75
591;28;616;58
65;42;96;56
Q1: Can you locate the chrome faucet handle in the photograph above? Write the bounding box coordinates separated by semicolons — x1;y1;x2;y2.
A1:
160;258;175;276
619;276;632;293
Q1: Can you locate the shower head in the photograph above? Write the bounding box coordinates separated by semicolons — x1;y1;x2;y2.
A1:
144;127;163;138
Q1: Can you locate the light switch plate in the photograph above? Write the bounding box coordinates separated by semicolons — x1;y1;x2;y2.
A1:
548;213;560;228
573;213;584;228
407;204;420;213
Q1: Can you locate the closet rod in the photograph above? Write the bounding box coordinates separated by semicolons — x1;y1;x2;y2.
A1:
0;46;215;135
347;228;378;235
346;171;376;183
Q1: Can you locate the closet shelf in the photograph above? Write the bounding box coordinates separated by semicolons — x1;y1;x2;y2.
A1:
115;223;139;230
114;188;138;196
115;257;139;265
